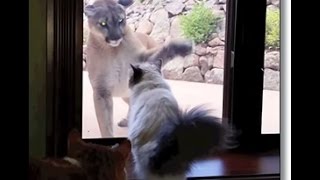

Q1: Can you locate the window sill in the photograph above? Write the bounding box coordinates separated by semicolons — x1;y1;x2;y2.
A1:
125;151;280;180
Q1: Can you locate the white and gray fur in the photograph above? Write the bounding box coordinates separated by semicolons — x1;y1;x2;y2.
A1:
84;0;193;137
128;59;234;180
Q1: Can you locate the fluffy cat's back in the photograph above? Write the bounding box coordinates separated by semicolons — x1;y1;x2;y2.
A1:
128;88;179;143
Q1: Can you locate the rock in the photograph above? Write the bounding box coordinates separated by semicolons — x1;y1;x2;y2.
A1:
84;0;95;6
205;0;217;9
170;17;184;39
151;0;162;6
207;46;224;55
164;35;172;44
266;0;272;5
182;66;204;82
126;18;137;26
136;20;153;34
205;68;224;84
165;0;185;15
83;45;87;60
212;9;225;18
199;56;209;75
271;0;280;7
208;33;219;41
153;4;165;13
207;47;216;55
222;5;226;12
185;0;196;11
83;45;87;71
267;5;278;11
195;44;207;56
141;12;152;21
150;8;164;23
131;12;141;18
264;51;280;71
213;50;225;68
263;69;279;91
128;23;136;31
216;18;226;41
184;54;199;69
133;5;144;14
162;57;184;80
83;60;87;71
83;20;89;44
208;37;225;47
207;55;214;69
150;9;170;43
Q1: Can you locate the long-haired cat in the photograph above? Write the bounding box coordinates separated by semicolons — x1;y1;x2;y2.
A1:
29;129;131;180
127;58;235;180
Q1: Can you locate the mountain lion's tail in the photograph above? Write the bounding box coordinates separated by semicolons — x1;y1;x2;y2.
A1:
142;39;194;66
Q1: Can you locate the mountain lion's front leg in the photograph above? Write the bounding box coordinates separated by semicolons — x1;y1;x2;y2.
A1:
118;97;129;127
92;86;114;137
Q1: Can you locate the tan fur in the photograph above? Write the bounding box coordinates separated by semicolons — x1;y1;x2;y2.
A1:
134;32;159;49
86;24;158;137
84;0;193;137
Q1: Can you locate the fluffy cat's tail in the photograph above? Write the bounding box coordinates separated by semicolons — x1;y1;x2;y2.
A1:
148;105;236;176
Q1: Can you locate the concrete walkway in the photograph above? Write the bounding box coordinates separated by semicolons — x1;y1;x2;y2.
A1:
82;71;279;139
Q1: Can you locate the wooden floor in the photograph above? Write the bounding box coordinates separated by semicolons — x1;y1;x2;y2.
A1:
125;152;280;179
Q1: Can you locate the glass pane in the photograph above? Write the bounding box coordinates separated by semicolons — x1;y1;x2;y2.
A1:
261;0;280;134
82;0;227;138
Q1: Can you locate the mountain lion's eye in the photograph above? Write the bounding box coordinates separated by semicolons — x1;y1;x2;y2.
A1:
119;18;123;23
100;21;107;26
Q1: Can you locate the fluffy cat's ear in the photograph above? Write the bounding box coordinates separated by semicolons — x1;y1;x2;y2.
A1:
113;139;131;160
130;64;138;72
118;0;134;8
153;59;163;73
84;4;96;17
129;64;144;87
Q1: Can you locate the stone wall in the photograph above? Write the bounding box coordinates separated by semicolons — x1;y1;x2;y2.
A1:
83;0;280;91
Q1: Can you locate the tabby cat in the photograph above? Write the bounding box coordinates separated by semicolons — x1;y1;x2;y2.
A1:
29;129;131;180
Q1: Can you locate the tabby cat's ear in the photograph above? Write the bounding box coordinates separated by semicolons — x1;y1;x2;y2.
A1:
114;139;131;159
67;129;83;156
68;129;81;140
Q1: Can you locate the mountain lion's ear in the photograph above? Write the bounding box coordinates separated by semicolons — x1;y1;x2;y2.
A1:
84;4;96;17
118;0;134;8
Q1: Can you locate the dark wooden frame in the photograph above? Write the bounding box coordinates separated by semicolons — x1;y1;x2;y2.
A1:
46;0;84;157
222;0;280;152
46;0;280;173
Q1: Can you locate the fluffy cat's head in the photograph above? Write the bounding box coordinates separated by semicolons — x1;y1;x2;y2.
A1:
128;59;163;88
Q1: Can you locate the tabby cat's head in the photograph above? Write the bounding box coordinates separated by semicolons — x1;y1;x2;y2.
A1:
67;129;131;180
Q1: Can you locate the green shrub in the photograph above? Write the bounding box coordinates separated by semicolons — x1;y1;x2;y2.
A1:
180;3;218;43
265;9;280;48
